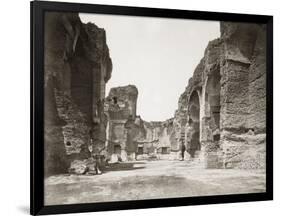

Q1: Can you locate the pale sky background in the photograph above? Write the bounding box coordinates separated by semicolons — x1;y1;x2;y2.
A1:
79;13;220;121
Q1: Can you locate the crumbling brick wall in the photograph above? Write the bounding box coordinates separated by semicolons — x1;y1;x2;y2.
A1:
44;12;112;175
174;22;266;169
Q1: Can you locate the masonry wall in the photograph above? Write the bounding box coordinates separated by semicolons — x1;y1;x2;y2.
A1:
105;85;139;161
136;119;179;160
174;22;266;169
105;85;179;161
219;22;266;169
44;12;112;175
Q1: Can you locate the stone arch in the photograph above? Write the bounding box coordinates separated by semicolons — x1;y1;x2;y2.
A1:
204;68;221;141
187;90;201;157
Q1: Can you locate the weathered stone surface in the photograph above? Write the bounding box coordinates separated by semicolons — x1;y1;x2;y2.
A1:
44;12;112;175
219;22;266;169
173;22;266;169
69;160;88;175
247;25;267;133
138;118;177;159
69;157;105;175
105;85;180;161
105;85;138;119
105;85;139;161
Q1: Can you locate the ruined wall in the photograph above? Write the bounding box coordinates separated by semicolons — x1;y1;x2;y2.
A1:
137;119;178;160
105;85;139;161
219;22;266;169
105;85;178;161
44;12;112;175
105;85;138;120
174;22;266;169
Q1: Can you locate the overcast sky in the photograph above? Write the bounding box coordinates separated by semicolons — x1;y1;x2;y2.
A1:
79;13;220;121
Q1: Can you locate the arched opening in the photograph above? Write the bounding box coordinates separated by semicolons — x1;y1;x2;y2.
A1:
188;91;200;158
205;69;221;141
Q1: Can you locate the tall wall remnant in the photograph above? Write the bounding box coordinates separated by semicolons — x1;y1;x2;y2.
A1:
105;85;139;161
174;22;266;169
44;12;112;176
105;85;179;161
138;119;178;160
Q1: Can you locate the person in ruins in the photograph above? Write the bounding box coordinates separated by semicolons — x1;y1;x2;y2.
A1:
180;139;186;161
93;154;102;175
88;138;103;175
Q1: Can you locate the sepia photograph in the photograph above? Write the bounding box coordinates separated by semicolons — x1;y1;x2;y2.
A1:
43;10;267;206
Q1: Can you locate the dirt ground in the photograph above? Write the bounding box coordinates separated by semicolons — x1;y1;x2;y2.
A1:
44;160;266;205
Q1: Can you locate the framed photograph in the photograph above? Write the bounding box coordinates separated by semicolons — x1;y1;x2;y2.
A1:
31;1;273;215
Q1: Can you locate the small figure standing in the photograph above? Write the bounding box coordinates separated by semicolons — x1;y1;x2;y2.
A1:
180;139;186;161
93;154;102;175
88;138;102;175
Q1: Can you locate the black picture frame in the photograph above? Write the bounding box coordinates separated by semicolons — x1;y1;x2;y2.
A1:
31;1;273;215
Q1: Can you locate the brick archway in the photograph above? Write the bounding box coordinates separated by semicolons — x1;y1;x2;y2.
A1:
205;69;221;141
188;90;201;157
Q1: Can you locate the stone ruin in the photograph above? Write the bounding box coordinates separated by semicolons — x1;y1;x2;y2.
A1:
104;22;266;169
104;85;179;162
44;12;112;175
44;12;266;176
104;85;139;161
174;22;266;169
